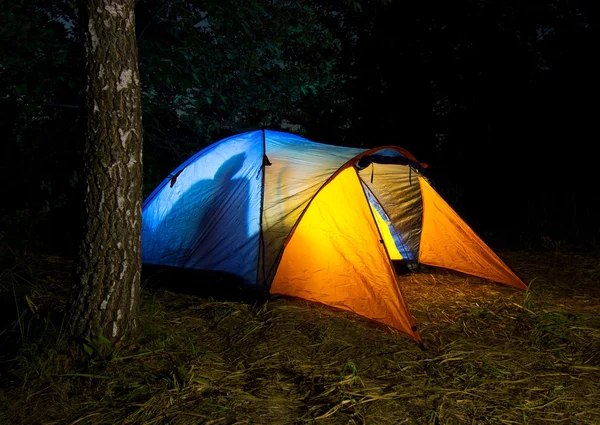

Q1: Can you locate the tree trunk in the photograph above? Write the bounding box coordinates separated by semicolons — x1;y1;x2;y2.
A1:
69;0;143;341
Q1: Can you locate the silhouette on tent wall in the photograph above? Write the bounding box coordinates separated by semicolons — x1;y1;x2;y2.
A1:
154;153;253;274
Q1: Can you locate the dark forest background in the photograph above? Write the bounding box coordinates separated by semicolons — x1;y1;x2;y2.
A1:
2;0;598;255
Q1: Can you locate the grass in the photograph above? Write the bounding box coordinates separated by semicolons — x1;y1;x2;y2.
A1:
0;249;599;424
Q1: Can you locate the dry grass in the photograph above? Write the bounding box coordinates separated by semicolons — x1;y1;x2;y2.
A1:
1;251;599;424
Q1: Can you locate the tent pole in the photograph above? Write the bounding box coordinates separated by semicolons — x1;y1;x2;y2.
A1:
257;129;268;291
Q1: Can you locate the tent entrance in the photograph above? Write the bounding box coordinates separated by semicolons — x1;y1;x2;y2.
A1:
361;182;416;274
270;167;419;339
361;183;417;266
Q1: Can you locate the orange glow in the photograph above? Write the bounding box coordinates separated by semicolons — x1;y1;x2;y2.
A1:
271;168;419;339
418;177;527;289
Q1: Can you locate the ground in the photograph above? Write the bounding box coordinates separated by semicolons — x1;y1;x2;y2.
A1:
0;250;599;424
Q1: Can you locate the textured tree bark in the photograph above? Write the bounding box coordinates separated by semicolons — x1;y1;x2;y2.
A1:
69;0;143;341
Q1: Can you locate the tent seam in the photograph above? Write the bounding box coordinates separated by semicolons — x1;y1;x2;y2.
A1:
257;129;267;289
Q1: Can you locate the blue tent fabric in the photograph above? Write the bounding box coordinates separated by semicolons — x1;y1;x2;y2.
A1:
142;130;420;286
142;131;264;282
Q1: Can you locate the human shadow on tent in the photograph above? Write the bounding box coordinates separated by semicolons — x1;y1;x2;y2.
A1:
144;152;260;300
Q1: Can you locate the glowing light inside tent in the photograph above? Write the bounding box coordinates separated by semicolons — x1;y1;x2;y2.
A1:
141;129;526;339
363;185;414;261
271;167;419;339
370;203;403;260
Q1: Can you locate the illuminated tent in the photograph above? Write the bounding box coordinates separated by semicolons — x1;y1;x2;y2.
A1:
142;130;526;340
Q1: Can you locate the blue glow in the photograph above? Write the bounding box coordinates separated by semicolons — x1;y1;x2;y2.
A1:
142;131;263;282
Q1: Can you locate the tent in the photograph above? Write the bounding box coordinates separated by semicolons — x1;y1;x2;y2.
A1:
142;130;526;341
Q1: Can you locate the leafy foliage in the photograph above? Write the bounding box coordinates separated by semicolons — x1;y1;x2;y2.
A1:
0;0;83;252
135;0;351;189
0;0;598;250
0;0;357;248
